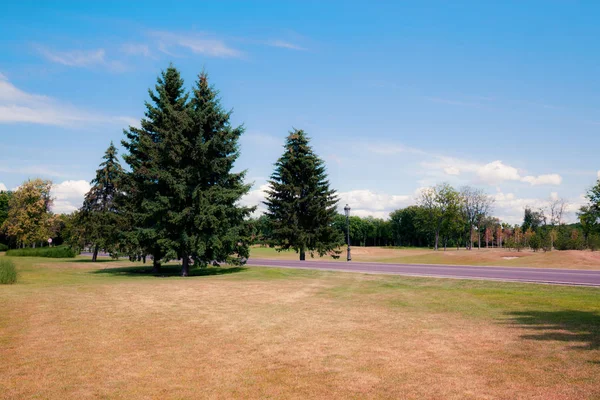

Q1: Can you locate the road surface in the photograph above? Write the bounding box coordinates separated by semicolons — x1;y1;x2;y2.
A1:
246;258;600;287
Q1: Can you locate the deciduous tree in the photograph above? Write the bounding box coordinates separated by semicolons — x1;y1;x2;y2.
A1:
1;179;53;247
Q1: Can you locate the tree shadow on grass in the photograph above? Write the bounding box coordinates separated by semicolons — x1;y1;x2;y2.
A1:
91;264;247;278
64;258;117;263
506;310;600;351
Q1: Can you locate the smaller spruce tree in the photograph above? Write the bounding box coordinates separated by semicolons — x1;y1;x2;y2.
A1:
264;129;343;260
78;142;125;261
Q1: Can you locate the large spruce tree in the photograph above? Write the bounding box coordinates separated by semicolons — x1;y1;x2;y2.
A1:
170;72;254;276
122;66;253;276
264;129;342;260
121;65;189;272
78;142;125;261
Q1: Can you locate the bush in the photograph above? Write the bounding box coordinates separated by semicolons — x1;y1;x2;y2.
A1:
5;246;77;258
588;234;600;252
0;243;8;252
529;234;541;252
0;259;17;284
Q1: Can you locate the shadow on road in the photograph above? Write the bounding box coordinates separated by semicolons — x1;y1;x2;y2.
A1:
506;310;600;351
92;265;247;277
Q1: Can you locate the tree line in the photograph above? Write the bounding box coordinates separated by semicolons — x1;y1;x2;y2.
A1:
249;182;600;252
1;65;600;269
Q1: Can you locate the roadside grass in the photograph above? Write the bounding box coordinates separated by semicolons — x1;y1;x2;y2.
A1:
1;254;599;399
251;245;600;270
0;259;17;284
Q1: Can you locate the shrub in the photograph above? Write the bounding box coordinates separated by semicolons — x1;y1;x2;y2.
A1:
5;246;77;258
0;259;17;284
0;243;8;252
529;234;541;252
588;234;600;252
540;233;552;252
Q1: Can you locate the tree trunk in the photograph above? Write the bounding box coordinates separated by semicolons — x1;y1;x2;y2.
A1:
469;224;473;250
152;259;161;274
478;230;481;249
92;245;99;262
181;255;190;277
142;255;146;264
434;230;439;251
299;248;306;261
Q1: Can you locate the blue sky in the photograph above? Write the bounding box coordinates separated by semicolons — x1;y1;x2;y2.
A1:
1;1;599;223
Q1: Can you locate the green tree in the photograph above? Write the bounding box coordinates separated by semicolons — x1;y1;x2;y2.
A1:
122;67;253;276
390;206;428;247
578;179;600;240
0;190;13;246
170;71;254;276
418;183;461;250
78;143;125;261
121;65;189;273
522;207;545;233
264;129;343;260
1;179;53;247
460;186;494;250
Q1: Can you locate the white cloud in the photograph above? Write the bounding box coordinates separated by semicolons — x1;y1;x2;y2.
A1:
239;185;413;220
266;40;306;51
444;166;460;175
492;190;583;225
0;73;136;127
338;189;412;219
239;183;269;216
36;47;126;72
421;155;562;187
151;31;242;58
121;43;151;57
476;160;521;184
0;183;7;191
597;170;600;179
51;180;91;214
521;174;562;186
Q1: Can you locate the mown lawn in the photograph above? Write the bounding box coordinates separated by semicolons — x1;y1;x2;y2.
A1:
1;255;599;399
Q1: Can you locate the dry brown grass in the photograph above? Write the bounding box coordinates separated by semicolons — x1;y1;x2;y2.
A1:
251;246;600;270
1;257;599;399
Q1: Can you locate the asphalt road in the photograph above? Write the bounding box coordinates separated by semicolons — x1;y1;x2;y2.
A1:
246;258;600;287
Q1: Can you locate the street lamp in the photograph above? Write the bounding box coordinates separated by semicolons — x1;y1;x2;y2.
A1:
344;204;351;261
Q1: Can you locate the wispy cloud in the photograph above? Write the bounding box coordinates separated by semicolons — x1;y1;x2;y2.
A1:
121;43;151;57
36;46;127;72
0;165;70;178
0;72;136;127
150;31;243;58
266;40;306;51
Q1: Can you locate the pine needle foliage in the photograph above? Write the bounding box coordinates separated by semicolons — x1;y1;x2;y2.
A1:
264;129;342;260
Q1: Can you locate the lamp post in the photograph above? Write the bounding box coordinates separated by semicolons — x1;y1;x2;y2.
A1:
344;204;351;261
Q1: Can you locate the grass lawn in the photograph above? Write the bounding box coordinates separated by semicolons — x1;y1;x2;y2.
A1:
250;245;600;270
1;255;599;399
